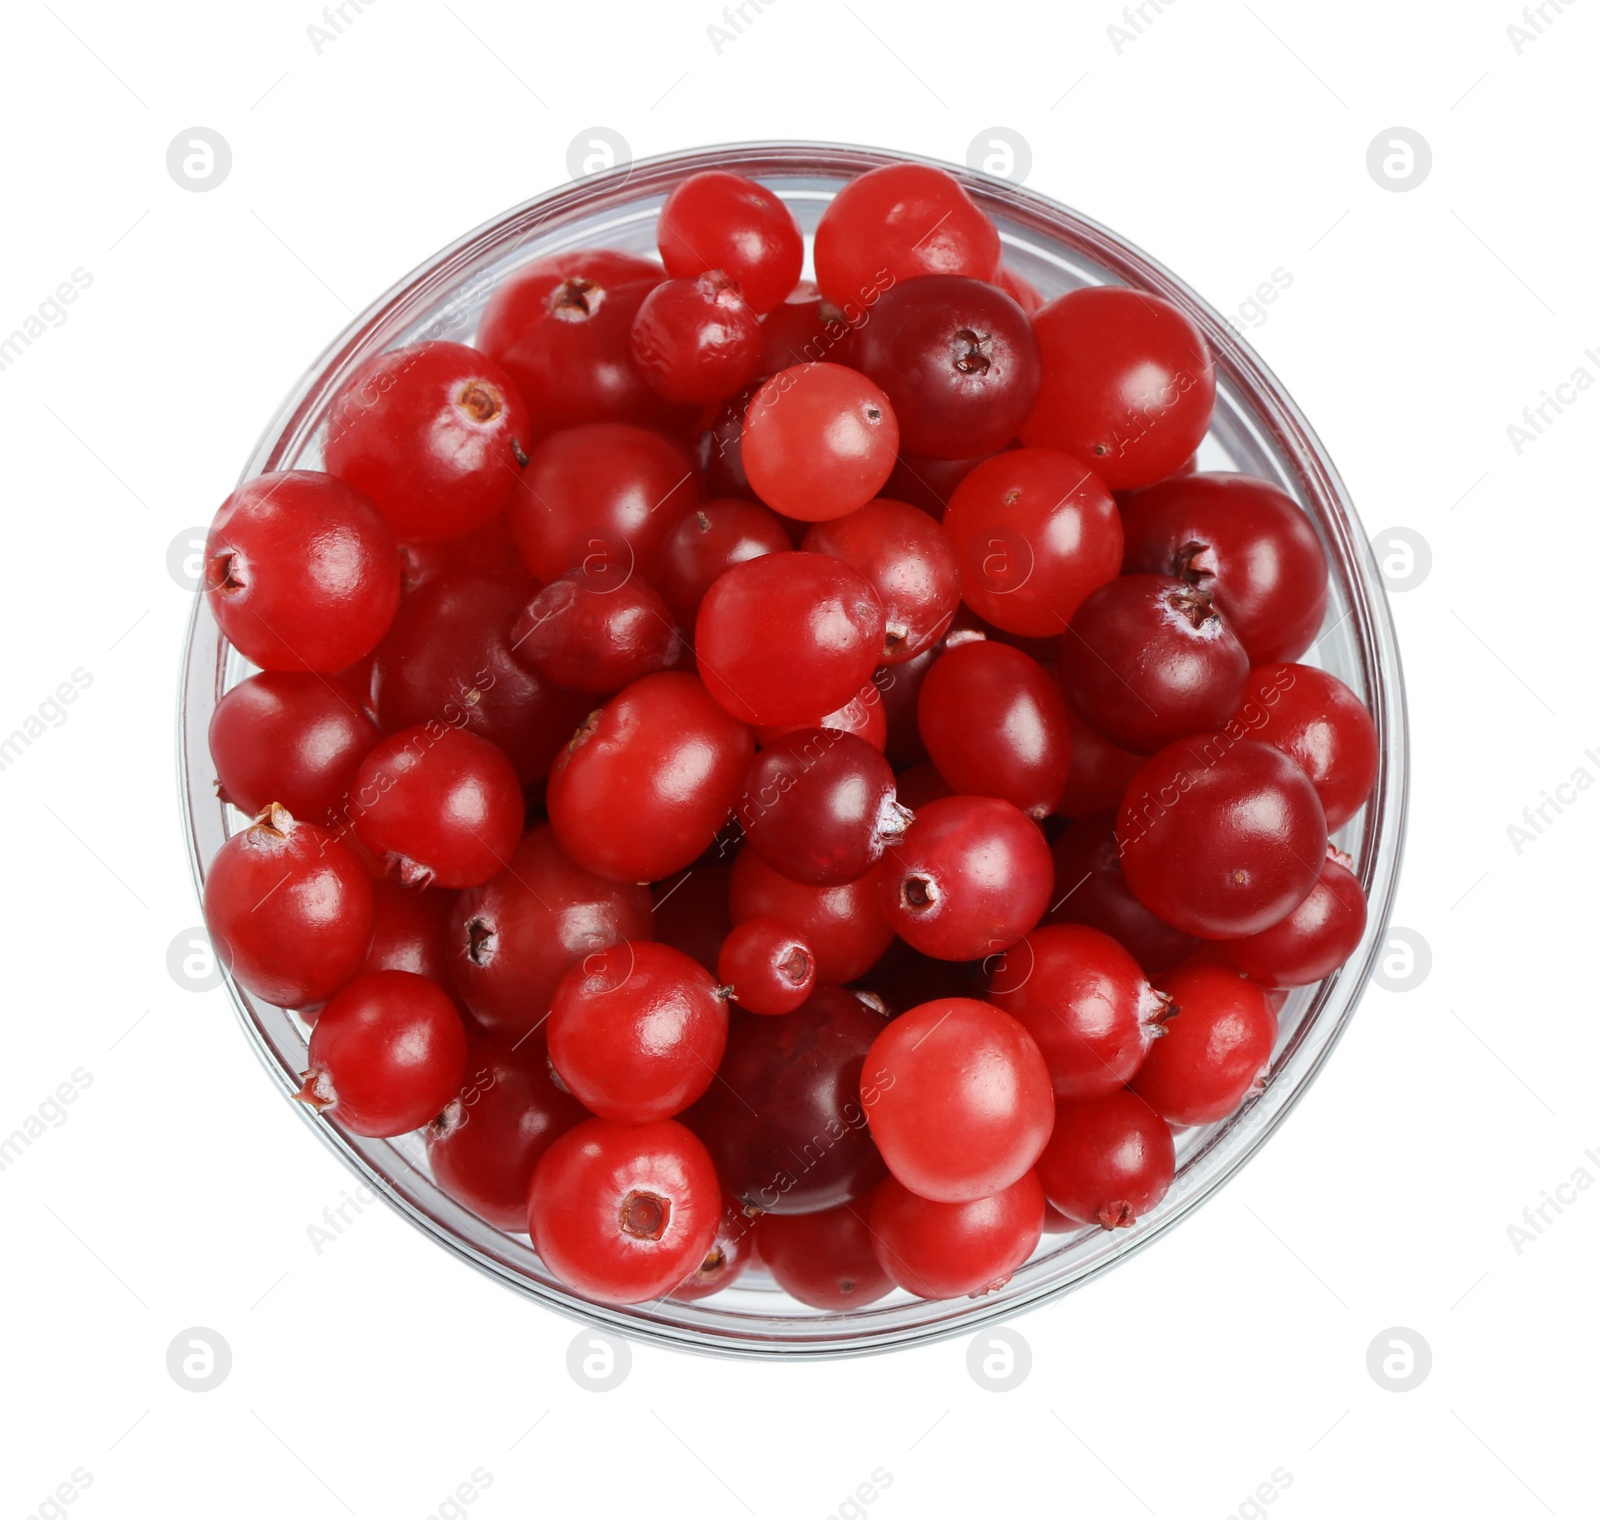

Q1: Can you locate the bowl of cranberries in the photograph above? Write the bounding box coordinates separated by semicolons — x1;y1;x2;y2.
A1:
180;142;1405;1356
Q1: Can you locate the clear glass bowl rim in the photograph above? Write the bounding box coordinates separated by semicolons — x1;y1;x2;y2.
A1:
177;139;1409;1360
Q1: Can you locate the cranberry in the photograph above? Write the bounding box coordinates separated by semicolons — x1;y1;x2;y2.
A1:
510;570;681;694
729;848;894;984
1226;845;1367;988
716;917;816;1015
694;552;885;729
396;512;522;593
1120;473;1330;664
349;725;525;889
685;986;889;1214
209;672;377;825
987;925;1170;1099
297;971;468;1137
813;163;1001;307
852;275;1041;458
651;862;732;975
740;365;899;522
695;384;758;498
360;879;454;985
1048;812;1198;975
323;340;530;542
1231;663;1378;830
630;272;763;404
476;250;679;438
509;422;698;585
657;170;805;314
802;498;962;663
548;672;753;883
757;285;843;369
445;824;654;1036
652;499;792;626
671;1193;762;1301
918;640;1071;817
1035;1090;1176;1228
203;803;374;1009
1022;286;1216;490
943;447;1123;637
205;471;399;673
876;795;1053;962
1060;574;1250;754
1058;709;1143;818
528;1117;721;1304
371;569;591;784
753;679;890;752
759;1204;893;1309
738;728;910;886
1117;736;1327;938
879;646;939;768
547;941;729;1122
864;997;1054;1202
1132;963;1277;1125
426;1030;588;1232
869;1170;1044;1300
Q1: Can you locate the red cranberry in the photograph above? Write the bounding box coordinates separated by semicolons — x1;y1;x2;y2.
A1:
759;1204;893;1309
1058;709;1143;818
658;170;804;314
359;879;454;986
1035;1090;1176;1228
1132;963;1277;1125
716;917;816;1015
869;1170;1044;1300
652;499;792;626
630;272;763;404
671;1193;763;1301
1225;845;1367;988
729;848;894;984
510;570;682;694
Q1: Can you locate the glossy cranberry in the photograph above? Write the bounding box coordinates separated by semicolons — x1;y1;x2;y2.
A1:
547;941;728;1122
528;1117;721;1304
658;170;805;314
509;422;698;584
359;879;454;985
759;1204;894;1309
737;729;909;887
1022;287;1216;491
350;725;524;889
814;164;1001;307
1231;663;1379;830
758;285;848;369
752;677;890;752
371;569;590;784
652;863;732;975
864;998;1053;1202
1118;736;1326;938
396;512;521;593
1226;845;1367;988
802;498;962;663
729;848;894;983
630;272;763;404
1058;709;1143;818
996;265;1045;314
685;986;890;1214
1060;574;1250;753
918;640;1071;817
203;804;374;1009
883;450;992;517
511;570;681;694
323;341;531;542
876;795;1053;962
987;925;1169;1099
671;1193;762;1300
209;672;378;825
869;1170;1044;1300
943;448;1123;637
476;250;678;438
853;275;1041;459
879;646;938;767
205;471;399;672
653;499;792;625
1132;963;1277;1125
716;917;816;1015
695;384;758;498
445;824;654;1035
740;365;899;522
548;672;753;883
298;971;468;1137
426;1031;589;1231
1035;1090;1176;1228
695;552;885;728
1048;812;1197;975
1121;473;1330;664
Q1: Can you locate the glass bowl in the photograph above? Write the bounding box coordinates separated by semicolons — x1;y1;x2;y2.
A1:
178;141;1407;1359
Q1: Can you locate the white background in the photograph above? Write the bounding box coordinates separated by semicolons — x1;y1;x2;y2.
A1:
1;1;1594;1516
